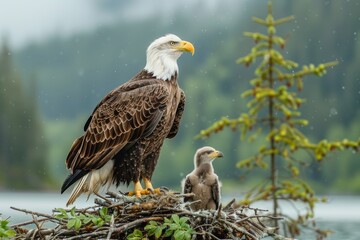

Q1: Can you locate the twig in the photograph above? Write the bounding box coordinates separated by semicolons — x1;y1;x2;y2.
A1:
106;214;115;240
223;198;236;211
66;216;163;240
11;218;49;228
219;218;257;239
10;206;65;224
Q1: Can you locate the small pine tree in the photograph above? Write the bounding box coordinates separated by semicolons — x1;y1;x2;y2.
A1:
197;2;360;239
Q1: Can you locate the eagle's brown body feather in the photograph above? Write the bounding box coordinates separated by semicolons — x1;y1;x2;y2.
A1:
183;163;220;211
62;70;185;203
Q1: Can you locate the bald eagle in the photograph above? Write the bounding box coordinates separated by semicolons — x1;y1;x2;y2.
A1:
61;34;194;206
182;146;223;211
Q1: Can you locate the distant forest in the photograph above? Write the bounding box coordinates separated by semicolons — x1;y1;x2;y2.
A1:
0;1;359;193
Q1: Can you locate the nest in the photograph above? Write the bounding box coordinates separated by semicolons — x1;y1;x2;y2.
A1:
11;189;286;239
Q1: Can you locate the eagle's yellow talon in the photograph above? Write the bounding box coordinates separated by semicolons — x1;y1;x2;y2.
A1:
152;188;161;194
140;189;150;195
127;181;145;198
127;180;161;197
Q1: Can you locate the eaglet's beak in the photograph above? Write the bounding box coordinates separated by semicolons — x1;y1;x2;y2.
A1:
208;150;224;159
176;40;195;55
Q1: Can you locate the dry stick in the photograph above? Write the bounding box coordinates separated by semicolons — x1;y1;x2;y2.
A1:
235;214;282;224
95;192;113;204
219;218;257;239
11;207;61;221
66;216;163;240
11;218;49;228
32;215;45;239
223;198;236;211
173;192;196;198
10;207;65;225
106;215;115;240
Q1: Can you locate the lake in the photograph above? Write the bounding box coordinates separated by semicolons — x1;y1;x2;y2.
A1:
0;192;359;240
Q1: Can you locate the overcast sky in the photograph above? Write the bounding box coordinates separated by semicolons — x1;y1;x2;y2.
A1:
0;0;247;50
0;0;121;49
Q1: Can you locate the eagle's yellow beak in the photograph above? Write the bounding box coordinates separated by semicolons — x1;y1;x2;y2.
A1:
208;150;224;159
177;41;195;55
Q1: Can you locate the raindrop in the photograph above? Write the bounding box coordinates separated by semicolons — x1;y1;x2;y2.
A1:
329;108;338;117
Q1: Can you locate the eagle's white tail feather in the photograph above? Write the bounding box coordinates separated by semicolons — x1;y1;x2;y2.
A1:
66;160;114;206
66;173;90;206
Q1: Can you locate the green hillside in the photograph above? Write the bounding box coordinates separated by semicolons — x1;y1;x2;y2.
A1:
7;0;360;193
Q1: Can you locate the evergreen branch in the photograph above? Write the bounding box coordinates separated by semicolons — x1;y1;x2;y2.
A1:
273;16;295;25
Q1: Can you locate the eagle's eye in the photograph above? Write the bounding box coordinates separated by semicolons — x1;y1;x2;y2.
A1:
169;41;176;46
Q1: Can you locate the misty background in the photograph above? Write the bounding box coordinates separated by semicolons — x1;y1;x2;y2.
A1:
0;0;359;197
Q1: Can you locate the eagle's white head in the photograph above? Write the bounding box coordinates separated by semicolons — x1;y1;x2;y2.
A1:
144;34;195;81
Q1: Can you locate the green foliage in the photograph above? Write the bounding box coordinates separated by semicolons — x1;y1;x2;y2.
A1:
55;207;112;231
127;229;147;240
198;1;360;239
127;215;195;240
0;216;16;239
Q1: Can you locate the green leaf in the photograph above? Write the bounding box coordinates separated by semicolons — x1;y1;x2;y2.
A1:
67;219;76;229
179;216;190;225
144;223;157;236
70;207;76;217
83;218;92;225
174;230;185;240
144;224;156;231
55;208;69;219
184;231;192;240
154;227;163;238
57;208;68;216
127;229;144;240
164;229;174;237
164;217;171;224
171;214;180;225
96;219;104;227
91;216;98;225
168;223;179;231
100;207;108;218
74;218;82;231
4;229;16;237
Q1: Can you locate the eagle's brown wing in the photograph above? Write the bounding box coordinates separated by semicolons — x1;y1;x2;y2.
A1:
183;176;193;203
66;80;170;172
211;177;220;209
167;89;185;139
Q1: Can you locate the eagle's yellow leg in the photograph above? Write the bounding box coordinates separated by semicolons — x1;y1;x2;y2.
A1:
143;178;161;194
128;181;150;197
